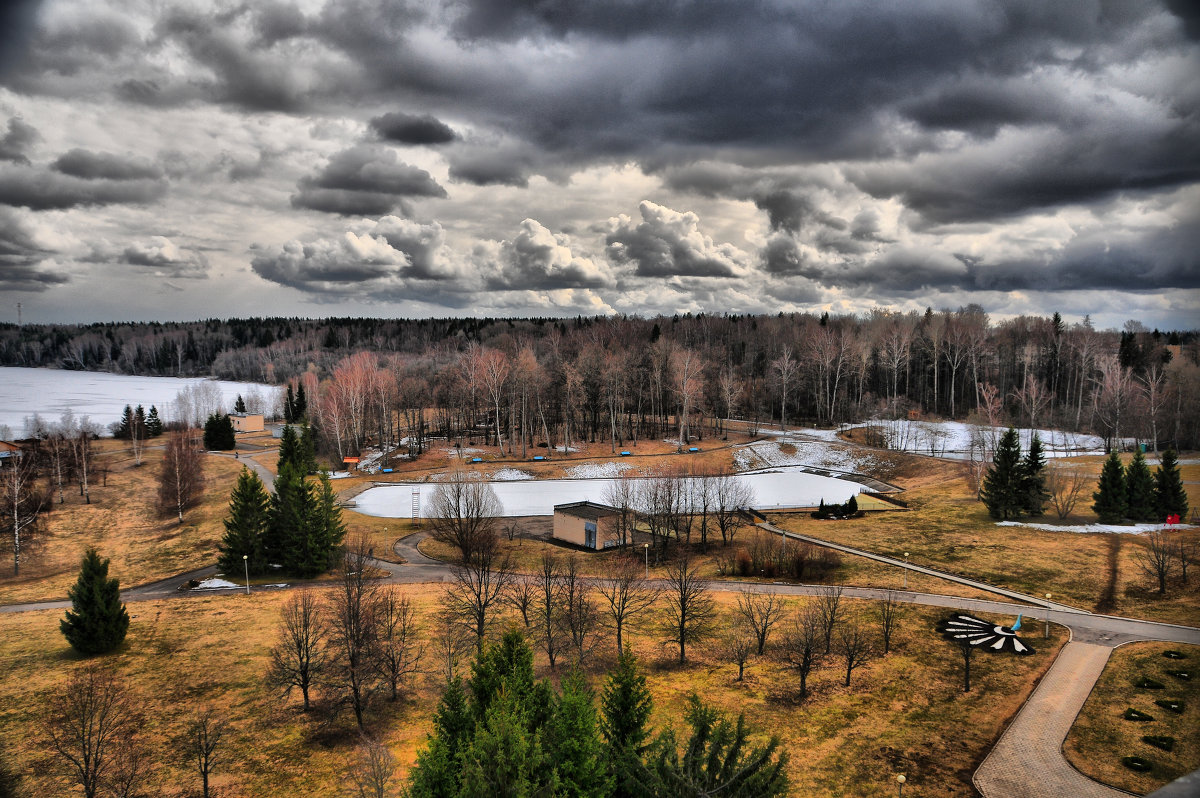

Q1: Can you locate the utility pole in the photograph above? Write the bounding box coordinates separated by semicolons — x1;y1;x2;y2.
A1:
16;302;21;326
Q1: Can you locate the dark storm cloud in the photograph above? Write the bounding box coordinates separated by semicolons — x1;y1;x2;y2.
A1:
0;0;44;77
0;164;166;210
605;201;748;278
370;112;457;145
761;235;805;276
0;207;68;291
291;145;447;216
53;149;163;181
0;118;38;164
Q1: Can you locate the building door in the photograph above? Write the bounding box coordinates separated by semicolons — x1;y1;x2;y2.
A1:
585;522;597;549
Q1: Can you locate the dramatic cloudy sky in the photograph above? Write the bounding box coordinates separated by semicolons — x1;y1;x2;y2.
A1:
1;0;1197;328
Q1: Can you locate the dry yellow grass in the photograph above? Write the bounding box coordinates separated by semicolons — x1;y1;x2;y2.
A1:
0;586;1065;798
1064;641;1200;794
0;439;245;605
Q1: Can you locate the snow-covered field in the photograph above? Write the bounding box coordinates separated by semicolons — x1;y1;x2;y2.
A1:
353;464;862;519
732;437;884;475
0;367;278;435
997;521;1195;535
803;419;1112;459
565;461;635;479
491;468;534;481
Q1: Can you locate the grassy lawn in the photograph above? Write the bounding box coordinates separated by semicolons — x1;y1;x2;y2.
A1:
769;458;1200;626
0;587;1065;797
0;440;246;605
1064;641;1200;795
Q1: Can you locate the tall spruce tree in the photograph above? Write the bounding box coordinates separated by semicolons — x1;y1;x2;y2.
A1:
60;548;130;655
1154;449;1189;521
980;428;1023;519
601;649;654;796
1021;433;1049;517
284;385;296;423
217;467;271;574
203;413;236;450
145;405;164;436
409;678;474;798
301;474;346;576
544;670;612;798
1093;452;1128;523
234;394;247;414
1125;450;1157;522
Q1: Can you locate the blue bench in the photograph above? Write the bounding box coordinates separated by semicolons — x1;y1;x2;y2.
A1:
471;457;482;463
533;455;545;461
688;447;700;453
381;468;393;473
620;451;631;456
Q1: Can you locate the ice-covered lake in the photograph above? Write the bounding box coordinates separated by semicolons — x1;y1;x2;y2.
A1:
0;367;279;435
352;464;864;518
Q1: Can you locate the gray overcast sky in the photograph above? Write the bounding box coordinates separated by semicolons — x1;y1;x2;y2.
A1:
1;0;1197;329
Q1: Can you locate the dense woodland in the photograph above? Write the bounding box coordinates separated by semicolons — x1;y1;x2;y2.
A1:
2;310;1198;455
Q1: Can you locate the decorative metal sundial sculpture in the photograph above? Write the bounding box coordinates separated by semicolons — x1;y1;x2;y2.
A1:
937;614;1034;655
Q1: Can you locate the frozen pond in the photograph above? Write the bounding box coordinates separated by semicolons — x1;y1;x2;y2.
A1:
0;367;278;435
352;464;864;519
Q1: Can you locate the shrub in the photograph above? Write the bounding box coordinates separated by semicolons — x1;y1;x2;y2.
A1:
1121;756;1153;772
1135;676;1166;689
1154;699;1184;714
1123;708;1154;721
1142;735;1175;752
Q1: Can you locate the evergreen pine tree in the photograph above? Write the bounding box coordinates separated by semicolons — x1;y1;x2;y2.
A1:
409;678;474;798
284;384;296;423
470;628;537;722
456;687;551;798
203;413;236;450
60;548;130;655
265;463;308;574
115;405;134;439
846;495;859;516
301;474;346;576
277;425;299;472
1154;449;1189;521
1021;433;1050;517
295;383;308;420
145;405;164;436
298;424;318;474
545;670;613;798
234;394;247;414
980;428;1023;519
601;649;654;796
1125;450;1157;522
1092;452;1128;523
217;467;271;574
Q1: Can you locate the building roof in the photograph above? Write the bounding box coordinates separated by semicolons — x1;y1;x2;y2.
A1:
554;500;620;520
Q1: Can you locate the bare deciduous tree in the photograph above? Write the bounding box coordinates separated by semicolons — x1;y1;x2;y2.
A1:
713;472;754;547
735;590;784;656
268;590;327;712
724;624;755;682
180;708;227;798
70;417;101;505
782;606;823;699
374;588;423;702
427;472;502;563
533;552;565;668
1136;531;1175;595
47;666;140;798
2;446;46;576
661;550;715;665
874;590;903;656
326;540;382;730
158;428;204;523
349;735;396;798
815;585;844;655
1176;535;1196;585
561;553;601;664
442;535;514;650
1046;464;1088;519
504;575;537;629
596;554;660;655
602;472;639;547
836;623;874;687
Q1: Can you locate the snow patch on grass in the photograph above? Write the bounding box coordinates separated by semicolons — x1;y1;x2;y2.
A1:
996;521;1196;535
194;578;240;590
566;461;634;479
491;468;534;481
732;438;880;475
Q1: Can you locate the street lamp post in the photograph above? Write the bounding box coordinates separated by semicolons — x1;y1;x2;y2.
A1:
644;542;650;578
1044;593;1052;638
243;554;250;595
902;552;909;590
897;774;906;797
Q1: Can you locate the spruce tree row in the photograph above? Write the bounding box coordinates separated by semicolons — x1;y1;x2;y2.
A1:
112;404;164;439
979;429;1048;520
218;425;344;578
407;631;788;798
1092;448;1189;524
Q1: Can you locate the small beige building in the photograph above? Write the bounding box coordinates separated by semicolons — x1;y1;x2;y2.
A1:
230;413;265;433
552;501;623;550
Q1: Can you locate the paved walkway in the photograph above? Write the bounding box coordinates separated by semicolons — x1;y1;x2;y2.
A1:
974;641;1125;798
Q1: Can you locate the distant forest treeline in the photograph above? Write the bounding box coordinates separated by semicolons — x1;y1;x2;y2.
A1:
1;310;1197;451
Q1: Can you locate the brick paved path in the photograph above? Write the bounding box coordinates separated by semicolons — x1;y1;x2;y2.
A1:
974;641;1127;798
